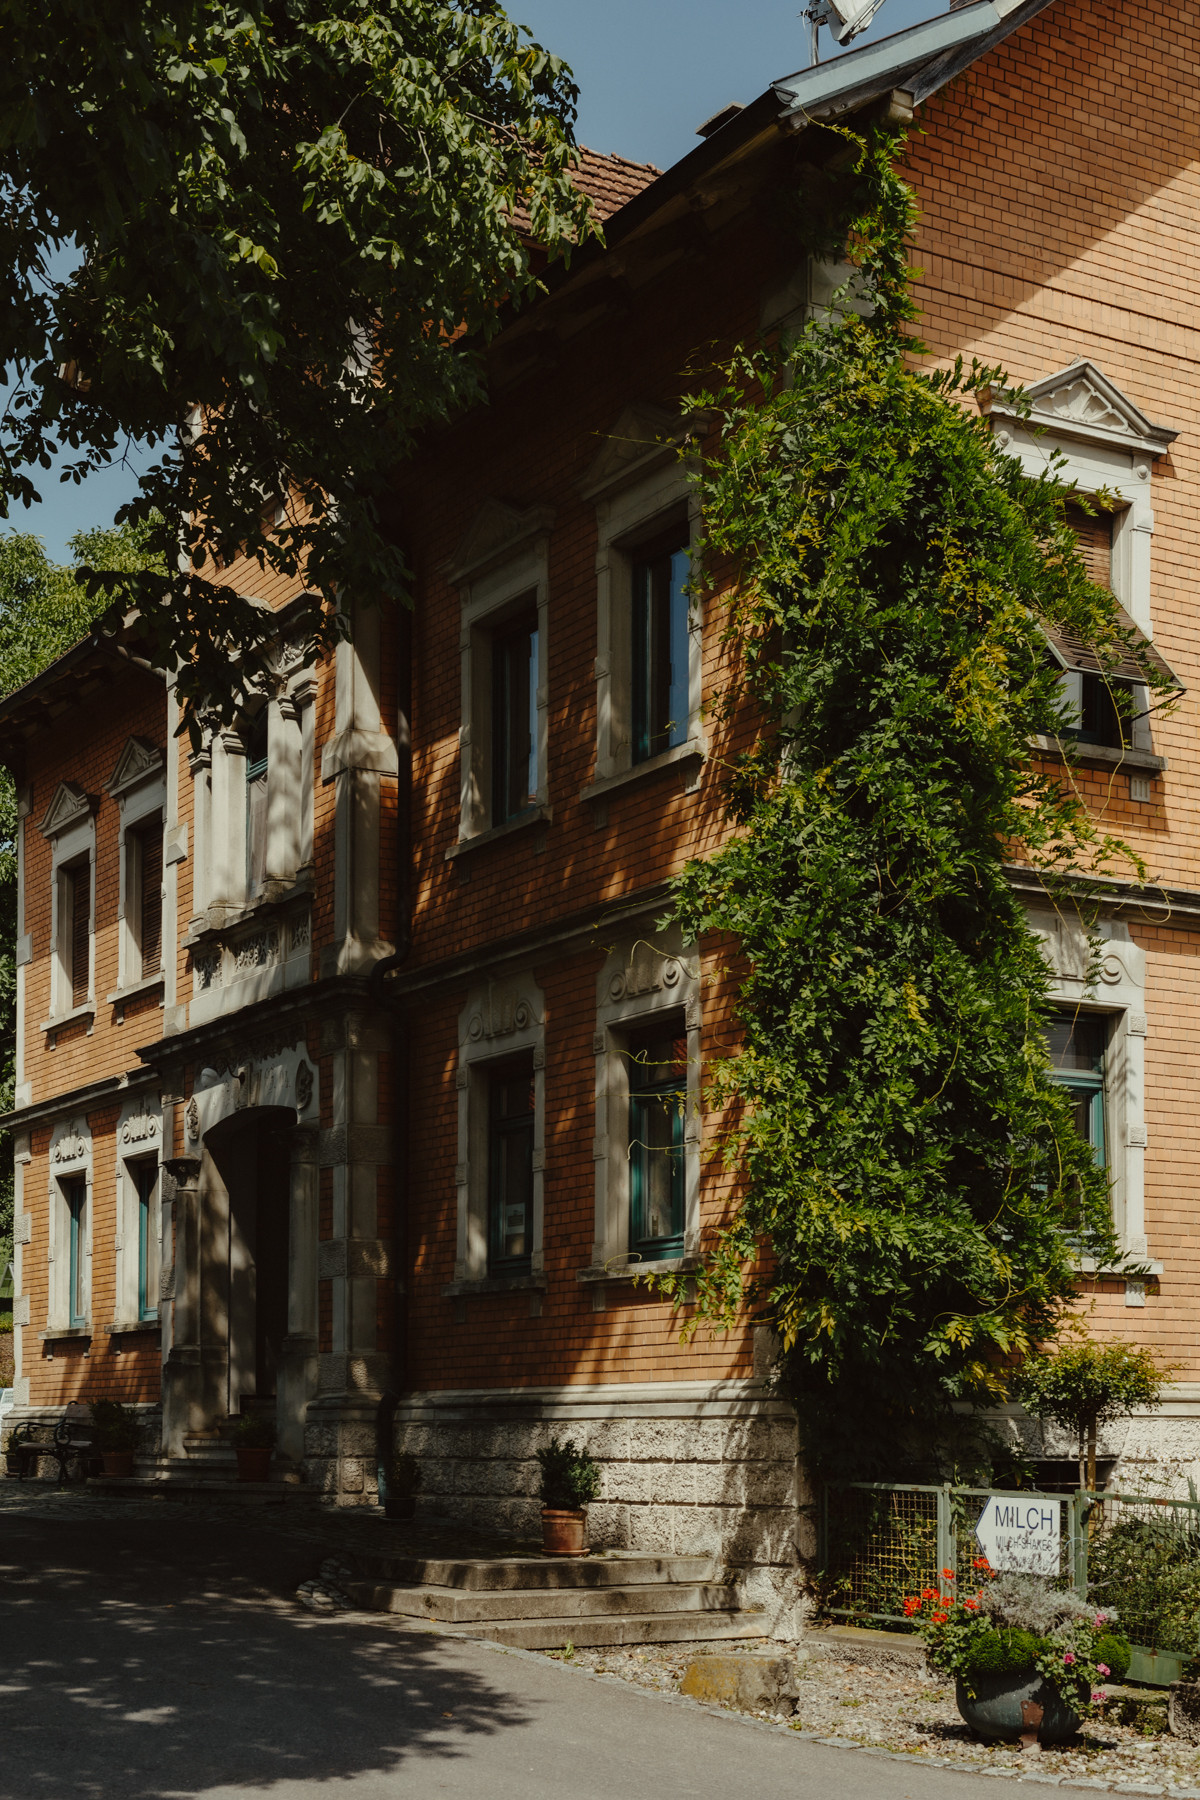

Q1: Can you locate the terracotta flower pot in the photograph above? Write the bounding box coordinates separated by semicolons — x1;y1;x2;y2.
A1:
235;1446;272;1483
101;1450;135;1477
541;1506;588;1556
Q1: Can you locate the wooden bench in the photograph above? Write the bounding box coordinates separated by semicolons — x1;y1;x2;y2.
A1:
4;1404;95;1485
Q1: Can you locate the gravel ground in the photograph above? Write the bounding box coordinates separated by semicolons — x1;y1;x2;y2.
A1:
545;1642;1200;1794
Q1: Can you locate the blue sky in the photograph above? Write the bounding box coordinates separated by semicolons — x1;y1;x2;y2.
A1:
6;0;941;562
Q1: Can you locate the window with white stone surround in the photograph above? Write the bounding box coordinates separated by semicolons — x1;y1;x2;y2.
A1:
448;974;546;1293
46;1115;92;1332
444;501;552;852
579;405;704;801
582;932;701;1302
105;736;166;1000
113;1095;163;1329
1026;909;1151;1297
981;362;1181;803
37;782;97;1028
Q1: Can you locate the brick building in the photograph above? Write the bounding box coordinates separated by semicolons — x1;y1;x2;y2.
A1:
3;0;1200;1627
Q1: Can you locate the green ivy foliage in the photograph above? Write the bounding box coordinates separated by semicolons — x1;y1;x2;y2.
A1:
658;127;1171;1478
0;0;595;726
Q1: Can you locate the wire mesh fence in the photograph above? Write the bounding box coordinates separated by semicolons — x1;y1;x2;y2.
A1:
819;1481;1200;1666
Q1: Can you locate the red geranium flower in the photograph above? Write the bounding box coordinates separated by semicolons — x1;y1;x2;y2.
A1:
931;1611;949;1624
941;1568;955;1581
963;1598;978;1611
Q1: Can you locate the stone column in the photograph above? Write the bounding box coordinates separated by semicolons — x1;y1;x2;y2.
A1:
319;601;397;977
265;693;302;890
276;1127;319;1465
307;1011;393;1502
160;1154;203;1456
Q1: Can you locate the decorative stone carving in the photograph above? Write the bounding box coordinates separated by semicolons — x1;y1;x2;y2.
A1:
608;941;684;1003
105;736;164;798
579;403;688;502
119;1110;160;1148
235;929;278;970
37;781;95;840
185;1097;200;1141
445;499;555;587
52;1132;88;1165
980;361;1177;457
290;913;311;951
465;982;540;1041
295;1061;314;1112
194;951;221;991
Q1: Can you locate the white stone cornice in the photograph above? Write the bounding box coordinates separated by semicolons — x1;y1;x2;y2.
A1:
105;735;165;799
37;781;95;840
980;360;1178;457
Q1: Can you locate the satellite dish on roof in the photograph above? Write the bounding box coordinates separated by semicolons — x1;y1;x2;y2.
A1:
804;0;890;60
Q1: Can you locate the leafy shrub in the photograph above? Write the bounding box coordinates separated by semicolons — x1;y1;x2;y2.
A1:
1094;1631;1131;1683
536;1437;600;1510
232;1413;276;1450
90;1400;140;1453
1088;1513;1200;1654
967;1627;1041;1676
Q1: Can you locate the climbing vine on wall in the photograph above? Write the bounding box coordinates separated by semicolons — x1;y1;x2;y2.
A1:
659;124;1171;1480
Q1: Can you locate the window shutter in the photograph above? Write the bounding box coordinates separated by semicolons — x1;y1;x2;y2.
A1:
70;865;90;1007
1063;502;1113;589
139;827;163;972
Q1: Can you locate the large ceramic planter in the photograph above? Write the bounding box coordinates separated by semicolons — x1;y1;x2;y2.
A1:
541;1507;588;1556
101;1451;134;1477
956;1670;1080;1743
235;1446;272;1483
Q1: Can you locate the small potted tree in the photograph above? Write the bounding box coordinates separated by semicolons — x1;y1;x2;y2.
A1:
536;1437;600;1556
231;1412;276;1482
1016;1326;1167;1494
91;1401;141;1477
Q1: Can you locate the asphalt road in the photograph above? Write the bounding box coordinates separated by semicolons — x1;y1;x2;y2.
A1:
0;1511;1037;1799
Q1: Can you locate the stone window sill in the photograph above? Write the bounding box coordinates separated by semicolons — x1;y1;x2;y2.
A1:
106;1318;161;1336
441;1273;547;1297
105;976;164;1008
1032;735;1167;774
182;872;313;948
580;739;704;804
38;1326;92;1343
39;1003;95;1035
577;1255;700;1285
445;804;552;861
1077;1255;1164;1277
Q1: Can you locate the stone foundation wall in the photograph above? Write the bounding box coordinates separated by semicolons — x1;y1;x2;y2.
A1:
984;1390;1200;1494
392;1379;807;1635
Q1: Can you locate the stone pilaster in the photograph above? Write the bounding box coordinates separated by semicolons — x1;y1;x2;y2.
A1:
276;1127;319;1464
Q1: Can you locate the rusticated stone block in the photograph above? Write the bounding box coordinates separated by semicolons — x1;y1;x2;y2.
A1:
580;1421;630;1461
680;1652;799;1714
341;1458;364;1493
672;1505;733;1557
627;1504;676;1553
625;1420;681;1462
1169;1682;1200;1742
584;1503;630;1549
304;1425;337;1458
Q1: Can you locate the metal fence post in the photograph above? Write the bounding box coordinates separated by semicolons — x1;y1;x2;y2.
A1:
1073;1490;1089;1598
937;1484;955;1594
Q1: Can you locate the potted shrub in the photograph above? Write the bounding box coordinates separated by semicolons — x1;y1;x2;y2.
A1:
906;1564;1130;1746
380;1449;420;1521
90;1401;141;1477
536;1437;600;1556
231;1412;276;1482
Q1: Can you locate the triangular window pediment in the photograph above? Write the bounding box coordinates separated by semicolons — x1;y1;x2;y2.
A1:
445;499;555;587
37;781;95;840
579;403;687;502
984;361;1177;456
105;736;164;799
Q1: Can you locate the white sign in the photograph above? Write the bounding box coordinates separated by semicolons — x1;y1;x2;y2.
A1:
974;1496;1062;1576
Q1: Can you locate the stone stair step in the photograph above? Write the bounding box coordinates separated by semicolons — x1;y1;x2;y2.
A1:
435;1610;770;1651
347;1553;716;1592
345;1579;742;1623
87;1474;317;1504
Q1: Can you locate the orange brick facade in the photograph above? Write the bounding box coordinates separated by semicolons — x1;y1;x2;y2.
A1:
3;0;1199;1587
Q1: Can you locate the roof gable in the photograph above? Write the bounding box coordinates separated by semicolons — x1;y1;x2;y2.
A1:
105;735;164;799
578;404;688;502
982;361;1178;457
37;781;95;840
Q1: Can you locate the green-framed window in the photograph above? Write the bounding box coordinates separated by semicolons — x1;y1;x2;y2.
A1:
1047;1009;1107;1164
491;614;539;824
63;1176;88;1327
632;532;690;765
134;1161;159;1322
487;1062;535;1277
628;1028;687;1260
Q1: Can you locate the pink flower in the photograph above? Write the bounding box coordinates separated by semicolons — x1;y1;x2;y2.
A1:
1092;1690;1104;1704
1094;1614;1107;1627
1062;1652;1076;1666
1097;1663;1110;1677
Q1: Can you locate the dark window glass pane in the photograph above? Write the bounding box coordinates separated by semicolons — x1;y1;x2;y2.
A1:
628;1028;686;1258
632;536;690;764
65;1177;87;1325
68;861;90;1008
487;1063;534;1275
492;616;538;824
136;1162;158;1320
1073;673;1130;749
137;822;163;973
1047;1011;1107;1073
246;713;269;895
